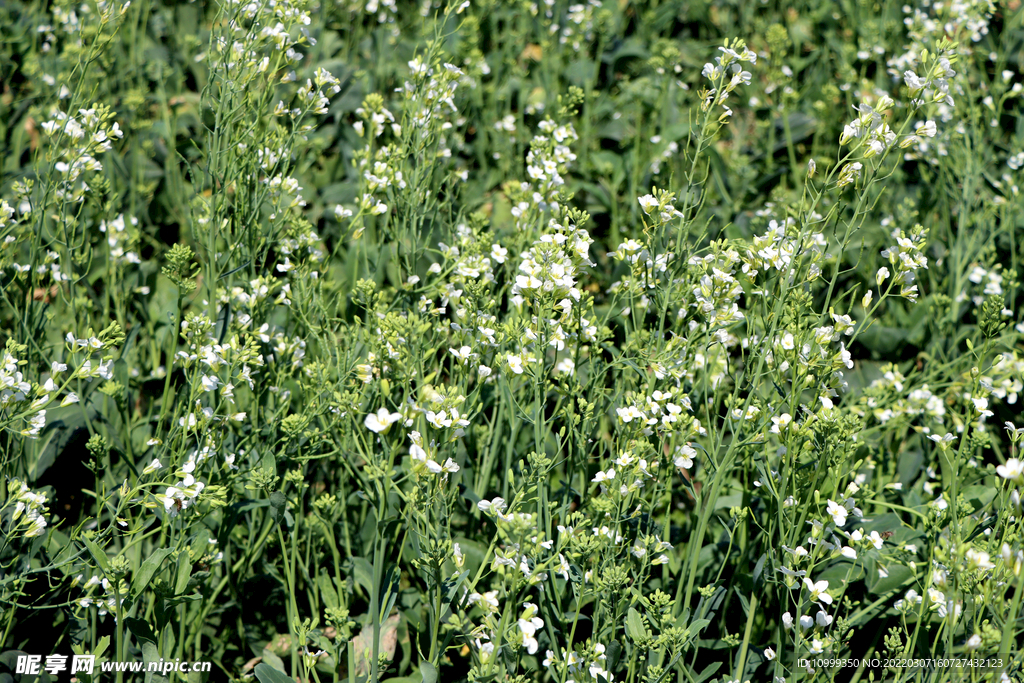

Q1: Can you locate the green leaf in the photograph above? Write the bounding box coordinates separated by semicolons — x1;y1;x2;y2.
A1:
174;553;192;595
694;661;722;683
31;403;97;479
268;491;287;523
254;662;294;683
419;661;438;683
962;484;997;510
126;617;158;645
350;557;373;595
132;548;174;597
83;536;109;572
625;607;647;642
143;640;168;683
94;636;110;660
868;563;915;594
319;570;339;610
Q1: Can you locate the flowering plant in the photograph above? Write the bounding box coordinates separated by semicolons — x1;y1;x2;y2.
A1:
1;0;1023;681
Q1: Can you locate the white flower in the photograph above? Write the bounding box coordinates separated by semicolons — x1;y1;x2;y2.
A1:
426;458;460;475
161;487;188;517
764;648;776;661
637;194;658;215
804;577;832;605
770;413;792;433
449;346;472;363
506;354;524;374
518;605;544;655
365;407;402;434
965;548;995;571
996;458;1024;482
674;444;696;470
972;397;993;418
478;497;506;514
826;499;848;527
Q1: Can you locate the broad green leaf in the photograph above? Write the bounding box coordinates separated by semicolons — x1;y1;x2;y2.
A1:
254;662;294;683
625;607;647;642
132;548;174;597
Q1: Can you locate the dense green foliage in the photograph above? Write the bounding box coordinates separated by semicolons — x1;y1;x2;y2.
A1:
1;0;1024;682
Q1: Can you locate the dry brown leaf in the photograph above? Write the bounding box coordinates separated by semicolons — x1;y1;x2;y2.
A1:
520;44;543;62
351;614;400;676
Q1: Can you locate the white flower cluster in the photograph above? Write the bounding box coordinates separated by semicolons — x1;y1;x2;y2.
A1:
615;389;695;436
401;58;463;134
435;223;507;288
607;237;673;303
264;174;306;209
157;454;208;518
839;95;899;157
6;479;50;537
222;0;316;88
690;251;745;331
39;107;124;204
99;214;141;266
75;575;127;617
357;0;398;28
276;225;326;275
294;67;342;116
406;429;460;478
901;0;994;45
354;98;396;139
700;43;756;117
2;350;70;438
558;1;603;52
903;58;957;108
520;118;579;213
542;640;614;683
965;263;1005;306
877;224;928;300
512;218;594;304
174;314;264;425
5;248;71;285
219;277;286;329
